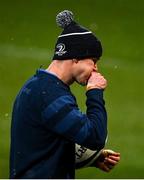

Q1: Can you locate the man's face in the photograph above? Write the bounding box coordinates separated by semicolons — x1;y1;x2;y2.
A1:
72;58;98;86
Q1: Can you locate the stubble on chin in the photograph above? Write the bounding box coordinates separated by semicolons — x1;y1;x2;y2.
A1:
76;79;87;86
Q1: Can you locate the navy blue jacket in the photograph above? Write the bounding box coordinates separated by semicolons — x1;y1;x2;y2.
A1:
10;69;107;179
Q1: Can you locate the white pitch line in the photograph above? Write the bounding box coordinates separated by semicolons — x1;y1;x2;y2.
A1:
0;43;52;61
0;43;122;68
0;43;143;72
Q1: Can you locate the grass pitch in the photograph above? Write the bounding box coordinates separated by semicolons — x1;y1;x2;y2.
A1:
0;0;144;178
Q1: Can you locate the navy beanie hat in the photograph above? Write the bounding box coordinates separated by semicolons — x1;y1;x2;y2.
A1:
52;10;102;60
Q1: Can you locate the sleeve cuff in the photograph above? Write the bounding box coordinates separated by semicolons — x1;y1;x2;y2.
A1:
86;88;104;99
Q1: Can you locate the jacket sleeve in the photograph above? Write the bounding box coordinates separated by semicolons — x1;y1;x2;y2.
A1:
41;89;107;150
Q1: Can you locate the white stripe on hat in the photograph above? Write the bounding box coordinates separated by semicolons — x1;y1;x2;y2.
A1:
58;31;92;38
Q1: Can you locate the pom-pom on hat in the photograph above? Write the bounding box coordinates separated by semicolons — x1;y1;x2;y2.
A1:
52;10;102;60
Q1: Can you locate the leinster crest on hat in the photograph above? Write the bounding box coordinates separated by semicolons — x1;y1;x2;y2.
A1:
55;43;67;56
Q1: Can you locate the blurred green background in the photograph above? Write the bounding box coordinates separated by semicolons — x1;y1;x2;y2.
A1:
0;0;144;178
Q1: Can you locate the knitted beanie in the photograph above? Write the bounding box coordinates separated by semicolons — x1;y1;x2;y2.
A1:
52;10;102;60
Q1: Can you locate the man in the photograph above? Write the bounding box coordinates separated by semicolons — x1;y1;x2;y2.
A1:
10;10;120;179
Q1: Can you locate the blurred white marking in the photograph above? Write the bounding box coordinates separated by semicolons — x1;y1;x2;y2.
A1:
0;43;52;60
5;113;9;117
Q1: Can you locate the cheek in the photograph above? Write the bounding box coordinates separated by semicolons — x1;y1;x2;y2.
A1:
80;68;92;82
75;64;94;80
84;67;93;76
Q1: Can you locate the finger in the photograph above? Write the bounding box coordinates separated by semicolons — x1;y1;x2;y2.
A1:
105;158;118;165
110;152;120;156
99;163;111;172
103;150;120;156
108;155;120;161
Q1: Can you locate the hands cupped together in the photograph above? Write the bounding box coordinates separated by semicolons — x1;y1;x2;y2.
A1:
86;71;107;91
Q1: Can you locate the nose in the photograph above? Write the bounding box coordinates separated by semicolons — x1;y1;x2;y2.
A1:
93;64;98;71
